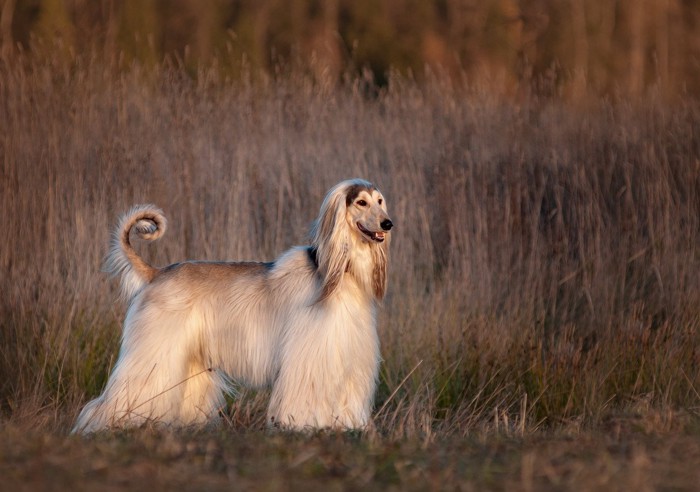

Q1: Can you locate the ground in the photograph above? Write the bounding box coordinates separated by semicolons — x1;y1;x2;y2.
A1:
3;419;700;491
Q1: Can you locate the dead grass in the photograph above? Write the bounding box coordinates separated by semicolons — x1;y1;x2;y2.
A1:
2;53;700;487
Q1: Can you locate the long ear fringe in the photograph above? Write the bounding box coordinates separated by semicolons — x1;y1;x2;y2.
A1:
372;238;390;300
311;185;350;303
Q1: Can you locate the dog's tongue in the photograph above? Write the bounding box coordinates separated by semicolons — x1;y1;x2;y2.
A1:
374;232;385;241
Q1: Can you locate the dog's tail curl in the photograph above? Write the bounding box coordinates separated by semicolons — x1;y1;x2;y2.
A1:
104;204;167;302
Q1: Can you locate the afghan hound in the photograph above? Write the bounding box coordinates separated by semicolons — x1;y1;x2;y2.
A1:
72;179;393;433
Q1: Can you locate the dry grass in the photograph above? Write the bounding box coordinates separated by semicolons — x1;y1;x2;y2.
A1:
2;53;700;487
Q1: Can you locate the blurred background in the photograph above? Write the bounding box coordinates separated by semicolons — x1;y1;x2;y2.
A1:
2;0;699;97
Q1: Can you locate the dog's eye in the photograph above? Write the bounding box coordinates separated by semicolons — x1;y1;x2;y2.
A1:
378;198;383;205
357;200;367;207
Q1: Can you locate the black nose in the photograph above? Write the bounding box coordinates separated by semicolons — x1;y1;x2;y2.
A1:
380;219;393;231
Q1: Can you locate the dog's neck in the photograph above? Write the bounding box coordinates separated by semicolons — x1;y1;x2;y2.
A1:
308;238;386;303
347;241;386;301
307;246;319;269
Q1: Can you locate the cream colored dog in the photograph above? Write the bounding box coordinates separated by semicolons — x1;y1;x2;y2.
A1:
73;179;393;433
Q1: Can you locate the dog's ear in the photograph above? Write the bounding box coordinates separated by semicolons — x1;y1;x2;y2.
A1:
372;236;390;300
311;184;350;303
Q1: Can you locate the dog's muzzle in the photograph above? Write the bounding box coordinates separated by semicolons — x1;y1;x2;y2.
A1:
358;222;390;242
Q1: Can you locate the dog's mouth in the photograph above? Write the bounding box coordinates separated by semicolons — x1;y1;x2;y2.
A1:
357;222;386;243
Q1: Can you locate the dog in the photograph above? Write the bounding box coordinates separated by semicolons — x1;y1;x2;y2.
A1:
72;179;393;433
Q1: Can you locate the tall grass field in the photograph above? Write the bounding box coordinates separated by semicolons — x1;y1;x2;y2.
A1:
2;55;700;488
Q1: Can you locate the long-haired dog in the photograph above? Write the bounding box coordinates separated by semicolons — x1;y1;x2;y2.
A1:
72;179;393;433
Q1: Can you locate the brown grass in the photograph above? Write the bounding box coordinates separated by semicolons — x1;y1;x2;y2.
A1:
2;53;700;487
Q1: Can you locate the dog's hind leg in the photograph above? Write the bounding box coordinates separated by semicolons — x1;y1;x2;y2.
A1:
179;363;229;426
73;302;215;433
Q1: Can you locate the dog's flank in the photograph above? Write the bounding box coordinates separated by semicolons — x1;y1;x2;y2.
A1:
73;179;392;433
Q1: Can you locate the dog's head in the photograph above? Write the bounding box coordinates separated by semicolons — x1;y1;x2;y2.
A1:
344;182;393;244
312;179;393;302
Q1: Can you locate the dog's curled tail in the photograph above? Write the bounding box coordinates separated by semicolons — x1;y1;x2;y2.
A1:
104;204;167;302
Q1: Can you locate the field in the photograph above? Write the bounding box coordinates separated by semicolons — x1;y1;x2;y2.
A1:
3;423;700;490
2;55;700;489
